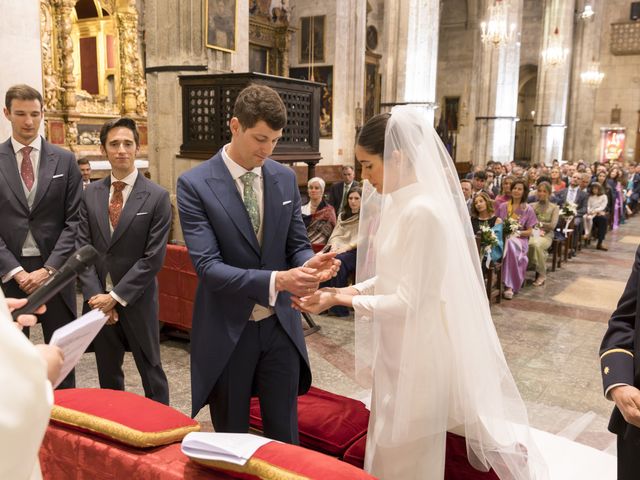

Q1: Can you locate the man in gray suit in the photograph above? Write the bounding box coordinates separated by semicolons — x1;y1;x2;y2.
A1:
0;84;81;389
77;117;171;404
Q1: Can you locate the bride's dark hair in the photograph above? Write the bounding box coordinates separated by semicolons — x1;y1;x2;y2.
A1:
356;112;391;156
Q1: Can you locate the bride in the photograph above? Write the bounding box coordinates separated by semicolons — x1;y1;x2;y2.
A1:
293;106;548;479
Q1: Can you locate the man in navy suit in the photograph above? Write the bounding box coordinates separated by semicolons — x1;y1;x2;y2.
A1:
600;245;640;478
177;85;338;443
0;84;81;388
327;166;359;215
77;118;171;404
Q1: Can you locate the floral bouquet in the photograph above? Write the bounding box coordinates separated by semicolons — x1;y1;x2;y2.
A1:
561;202;577;217
503;217;521;238
479;224;503;267
479;224;499;249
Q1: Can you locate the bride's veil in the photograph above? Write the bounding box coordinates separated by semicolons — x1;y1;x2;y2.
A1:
354;105;548;479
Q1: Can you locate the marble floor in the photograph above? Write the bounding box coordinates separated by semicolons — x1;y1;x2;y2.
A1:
34;215;638;456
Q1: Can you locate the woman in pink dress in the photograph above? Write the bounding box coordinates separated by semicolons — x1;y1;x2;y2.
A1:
496;179;538;299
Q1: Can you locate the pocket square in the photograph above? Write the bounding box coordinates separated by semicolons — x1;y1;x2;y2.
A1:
282;200;292;205
52;174;64;179
136;212;149;216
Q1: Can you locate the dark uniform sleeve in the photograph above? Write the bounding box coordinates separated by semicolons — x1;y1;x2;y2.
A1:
599;246;640;397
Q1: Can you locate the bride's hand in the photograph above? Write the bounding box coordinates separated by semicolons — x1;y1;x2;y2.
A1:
291;288;336;314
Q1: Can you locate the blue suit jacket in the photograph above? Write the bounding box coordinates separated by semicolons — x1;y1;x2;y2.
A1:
177;152;314;417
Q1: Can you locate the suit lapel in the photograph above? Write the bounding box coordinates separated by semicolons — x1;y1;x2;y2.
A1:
261;161;284;256
0;139;29;212
32;139;58;212
95;177;111;245
110;174;149;247
206;155;260;256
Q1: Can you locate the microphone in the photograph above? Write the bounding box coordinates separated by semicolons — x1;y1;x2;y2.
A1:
11;245;99;320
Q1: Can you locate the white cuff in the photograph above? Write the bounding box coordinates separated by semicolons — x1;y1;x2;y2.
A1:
110;290;128;307
605;383;629;400
2;266;25;284
268;271;278;307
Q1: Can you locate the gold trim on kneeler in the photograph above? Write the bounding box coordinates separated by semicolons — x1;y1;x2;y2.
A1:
51;405;200;448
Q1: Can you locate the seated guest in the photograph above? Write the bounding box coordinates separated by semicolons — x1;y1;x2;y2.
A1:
607;167;625;229
460;178;473;210
494;175;515;208
579;172;591;194
553;172;588;252
471;191;502;233
626;163;640;212
528;182;559;287
327;166;358;215
485;170;498;197
471;170;488;197
320;186;362;316
497;179;538;299
470;192;503;267
584;182;609;251
302;177;336;245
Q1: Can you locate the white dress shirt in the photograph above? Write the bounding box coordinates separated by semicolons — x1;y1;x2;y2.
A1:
221;145;278;319
2;137;44;283
566;186;579;204
105;169;139;307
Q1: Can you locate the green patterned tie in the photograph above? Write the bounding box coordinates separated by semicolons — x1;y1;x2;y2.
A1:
240;172;260;235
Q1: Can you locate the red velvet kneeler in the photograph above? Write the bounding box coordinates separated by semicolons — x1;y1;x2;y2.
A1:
40;423;232;480
342;432;500;480
249;386;369;456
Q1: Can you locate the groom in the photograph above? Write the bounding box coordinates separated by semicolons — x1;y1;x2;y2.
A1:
177;84;338;443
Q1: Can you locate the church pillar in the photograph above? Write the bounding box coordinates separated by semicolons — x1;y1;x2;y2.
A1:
472;0;523;166
565;0;604;163
333;0;367;165
382;0;439;123
0;0;42;141
531;0;576;165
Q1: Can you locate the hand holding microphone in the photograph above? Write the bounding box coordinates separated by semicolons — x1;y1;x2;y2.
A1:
11;245;99;321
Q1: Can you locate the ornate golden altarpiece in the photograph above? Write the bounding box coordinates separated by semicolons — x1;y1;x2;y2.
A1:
40;0;147;165
249;0;295;76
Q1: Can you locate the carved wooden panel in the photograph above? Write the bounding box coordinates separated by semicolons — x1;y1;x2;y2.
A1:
180;73;321;163
611;22;640;56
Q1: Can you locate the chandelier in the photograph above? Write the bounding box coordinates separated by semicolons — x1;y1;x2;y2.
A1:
581;60;605;87
480;0;517;47
542;27;569;66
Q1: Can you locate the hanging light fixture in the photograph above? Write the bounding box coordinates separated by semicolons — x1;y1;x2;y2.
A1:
542;27;569;66
581;59;605;87
480;0;517;47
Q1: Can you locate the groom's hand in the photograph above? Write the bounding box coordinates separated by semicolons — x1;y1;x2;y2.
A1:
306;252;341;283
276;267;320;297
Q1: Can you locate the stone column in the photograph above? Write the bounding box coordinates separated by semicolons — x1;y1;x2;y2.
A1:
0;0;43;140
382;0;439;123
53;0;77;110
565;0;604;162
531;0;576;165
333;0;367;165
472;0;523;166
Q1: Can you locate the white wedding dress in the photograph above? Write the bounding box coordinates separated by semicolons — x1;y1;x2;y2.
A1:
351;106;549;480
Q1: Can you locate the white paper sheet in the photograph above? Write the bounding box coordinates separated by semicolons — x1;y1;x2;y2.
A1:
181;432;273;466
49;309;108;388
